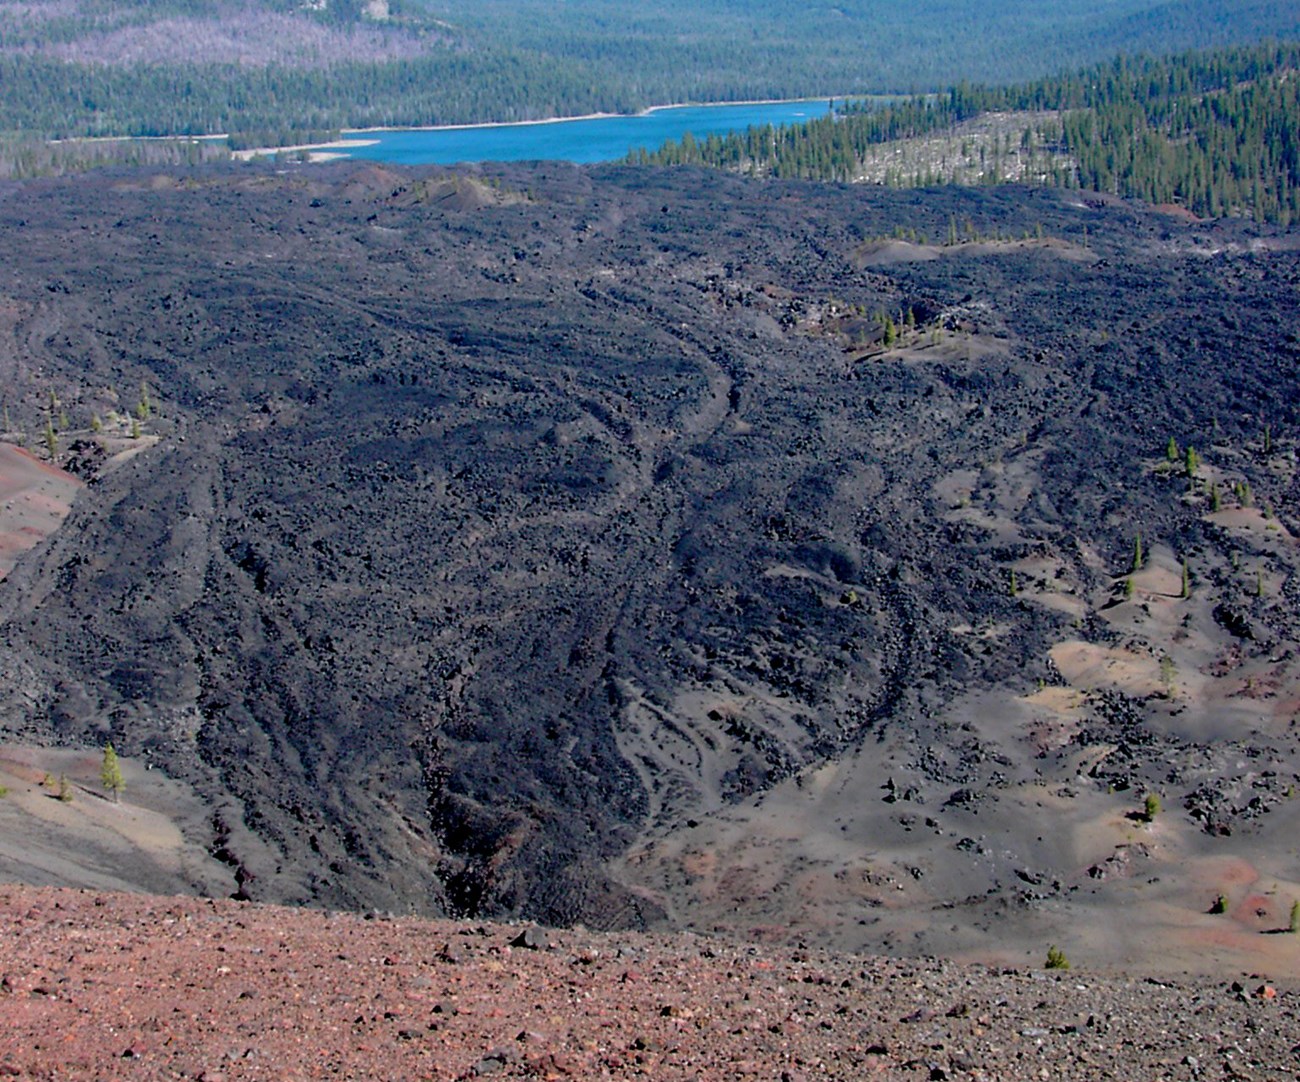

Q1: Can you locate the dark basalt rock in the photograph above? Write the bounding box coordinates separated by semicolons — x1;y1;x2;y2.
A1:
0;161;1298;934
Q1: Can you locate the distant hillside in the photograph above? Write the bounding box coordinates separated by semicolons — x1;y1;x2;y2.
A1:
2;0;1300;140
638;42;1300;224
0;0;449;67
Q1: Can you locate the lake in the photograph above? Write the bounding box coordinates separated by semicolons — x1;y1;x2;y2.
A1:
325;99;836;165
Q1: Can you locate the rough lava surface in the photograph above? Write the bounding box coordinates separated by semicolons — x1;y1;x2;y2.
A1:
0;162;1299;975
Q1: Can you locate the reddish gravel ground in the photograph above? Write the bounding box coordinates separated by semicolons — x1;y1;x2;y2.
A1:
1;885;1298;1081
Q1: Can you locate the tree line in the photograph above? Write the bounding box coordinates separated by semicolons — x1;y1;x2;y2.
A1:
2;0;1299;144
633;42;1300;224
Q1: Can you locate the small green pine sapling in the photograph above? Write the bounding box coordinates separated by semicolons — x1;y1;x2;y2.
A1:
1045;945;1070;970
1123;576;1134;599
1132;532;1143;572
1181;558;1191;599
1143;793;1161;822
1166;436;1179;463
90;413;102;433
1185;445;1199;478
101;743;125;803
1159;655;1176;697
1009;569;1018;597
1291;900;1299;933
57;774;73;803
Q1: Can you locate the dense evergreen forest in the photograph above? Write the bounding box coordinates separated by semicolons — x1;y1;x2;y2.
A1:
1;0;1299;143
636;43;1300;224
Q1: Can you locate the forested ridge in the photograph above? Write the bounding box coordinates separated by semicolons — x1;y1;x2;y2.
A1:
0;52;641;139
636;43;1300;223
1;0;1300;144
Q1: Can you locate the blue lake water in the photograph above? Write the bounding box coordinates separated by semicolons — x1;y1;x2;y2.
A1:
329;99;836;165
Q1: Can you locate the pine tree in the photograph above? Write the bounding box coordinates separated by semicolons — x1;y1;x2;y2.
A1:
101;743;124;803
1159;655;1176;696
1132;532;1143;572
1181;557;1191;599
1166;436;1179;462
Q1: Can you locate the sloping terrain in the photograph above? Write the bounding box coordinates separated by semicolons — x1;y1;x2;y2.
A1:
0;163;1298;973
1;885;1296;1081
0;744;233;895
0;445;82;580
0;0;449;67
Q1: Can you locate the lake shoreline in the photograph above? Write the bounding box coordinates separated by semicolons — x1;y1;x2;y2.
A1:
234;96;850;161
337;96;846;138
